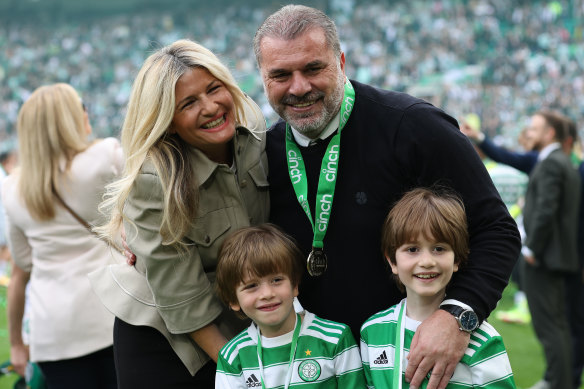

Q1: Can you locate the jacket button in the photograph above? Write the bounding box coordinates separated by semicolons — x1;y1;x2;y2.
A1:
205;235;210;244
240;180;247;188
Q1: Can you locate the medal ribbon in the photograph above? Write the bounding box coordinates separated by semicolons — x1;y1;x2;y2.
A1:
257;313;302;389
394;301;429;389
393;300;406;389
285;78;355;250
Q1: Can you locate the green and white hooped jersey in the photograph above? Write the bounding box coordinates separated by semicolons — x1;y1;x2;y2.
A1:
215;311;366;388
359;300;516;389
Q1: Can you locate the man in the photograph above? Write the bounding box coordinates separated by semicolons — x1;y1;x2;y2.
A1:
462;116;584;389
255;5;520;389
520;111;581;389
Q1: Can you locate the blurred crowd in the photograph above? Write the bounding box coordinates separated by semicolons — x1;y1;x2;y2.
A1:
1;0;583;150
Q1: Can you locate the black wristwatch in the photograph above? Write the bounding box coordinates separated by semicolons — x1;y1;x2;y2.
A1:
440;304;479;333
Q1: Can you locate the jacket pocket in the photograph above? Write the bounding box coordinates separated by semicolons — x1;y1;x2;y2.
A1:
188;208;231;248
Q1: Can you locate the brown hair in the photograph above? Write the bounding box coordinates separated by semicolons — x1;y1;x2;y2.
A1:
216;224;304;309
535;109;569;143
381;187;469;289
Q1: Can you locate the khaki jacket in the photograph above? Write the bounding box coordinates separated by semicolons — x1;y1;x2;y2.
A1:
90;125;269;375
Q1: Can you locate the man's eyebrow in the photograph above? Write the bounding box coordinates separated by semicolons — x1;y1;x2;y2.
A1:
266;60;327;77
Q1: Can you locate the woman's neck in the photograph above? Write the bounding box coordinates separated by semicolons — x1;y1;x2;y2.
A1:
204;142;233;165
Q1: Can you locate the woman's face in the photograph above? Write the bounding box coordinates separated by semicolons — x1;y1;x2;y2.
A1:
170;67;236;163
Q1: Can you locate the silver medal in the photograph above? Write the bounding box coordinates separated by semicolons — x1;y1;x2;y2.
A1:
307;248;327;276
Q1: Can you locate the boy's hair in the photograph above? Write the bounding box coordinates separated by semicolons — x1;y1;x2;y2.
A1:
382;187;469;278
216;224;304;308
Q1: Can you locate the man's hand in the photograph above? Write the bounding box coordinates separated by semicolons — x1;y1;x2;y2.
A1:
121;228;136;266
459;122;484;143
524;254;536;266
405;309;470;389
10;343;29;376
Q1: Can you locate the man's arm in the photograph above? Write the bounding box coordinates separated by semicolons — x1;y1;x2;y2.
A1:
460;122;538;174
479;137;538;174
398;104;521;389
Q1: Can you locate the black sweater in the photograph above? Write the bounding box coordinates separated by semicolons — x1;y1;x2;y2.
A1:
267;80;520;337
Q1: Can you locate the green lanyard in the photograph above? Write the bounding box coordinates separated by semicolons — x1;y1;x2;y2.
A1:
394;301;428;389
394;301;406;389
285;79;355;250
256;313;302;389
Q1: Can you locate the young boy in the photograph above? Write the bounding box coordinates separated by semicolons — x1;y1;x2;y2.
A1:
360;187;516;388
215;224;366;388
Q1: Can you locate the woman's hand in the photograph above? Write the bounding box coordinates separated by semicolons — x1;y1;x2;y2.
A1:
10;343;29;376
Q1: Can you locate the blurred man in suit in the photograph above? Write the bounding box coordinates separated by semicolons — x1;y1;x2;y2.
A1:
521;110;581;389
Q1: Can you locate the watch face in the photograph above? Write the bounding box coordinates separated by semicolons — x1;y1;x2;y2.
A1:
460;310;479;331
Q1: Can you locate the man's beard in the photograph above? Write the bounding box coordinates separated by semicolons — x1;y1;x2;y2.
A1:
269;73;345;139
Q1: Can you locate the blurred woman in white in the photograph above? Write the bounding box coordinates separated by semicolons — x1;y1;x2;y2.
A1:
2;83;122;388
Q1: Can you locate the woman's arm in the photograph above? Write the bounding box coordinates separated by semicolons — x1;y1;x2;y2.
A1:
189;323;228;363
124;169;224;342
7;264;30;376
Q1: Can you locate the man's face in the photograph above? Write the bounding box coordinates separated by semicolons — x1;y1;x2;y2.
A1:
258;28;346;139
526;114;553;152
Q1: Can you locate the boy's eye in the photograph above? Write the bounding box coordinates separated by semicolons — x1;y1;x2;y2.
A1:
242;282;258;290
433;244;450;253
406;247;418;253
272;276;285;283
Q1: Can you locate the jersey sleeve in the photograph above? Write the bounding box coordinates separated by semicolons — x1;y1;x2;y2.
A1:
334;325;367;388
359;326;374;388
215;351;247;389
468;328;517;388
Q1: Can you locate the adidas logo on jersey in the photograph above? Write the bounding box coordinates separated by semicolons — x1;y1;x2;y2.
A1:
246;374;261;387
374;350;388;364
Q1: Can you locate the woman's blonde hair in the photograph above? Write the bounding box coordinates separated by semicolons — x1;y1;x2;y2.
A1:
16;83;90;220
98;39;261;249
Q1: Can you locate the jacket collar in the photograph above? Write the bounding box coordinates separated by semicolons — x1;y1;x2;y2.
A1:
537;142;561;162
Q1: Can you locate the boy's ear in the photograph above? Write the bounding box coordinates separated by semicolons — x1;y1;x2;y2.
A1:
230;302;241;312
453;261;459;273
385;254;398;275
293;284;299;298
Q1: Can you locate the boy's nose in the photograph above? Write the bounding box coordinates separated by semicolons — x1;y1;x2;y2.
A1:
419;251;436;267
259;284;275;299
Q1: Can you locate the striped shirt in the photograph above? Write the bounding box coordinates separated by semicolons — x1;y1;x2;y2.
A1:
360;300;516;388
216;311;366;388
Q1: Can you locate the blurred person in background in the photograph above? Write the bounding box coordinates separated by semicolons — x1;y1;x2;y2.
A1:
521;110;580;389
2;83;122;389
462;113;584;389
0;146;18;284
91;39;268;388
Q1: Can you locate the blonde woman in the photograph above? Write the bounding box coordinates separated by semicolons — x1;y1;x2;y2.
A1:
90;39;269;387
2;83;122;388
